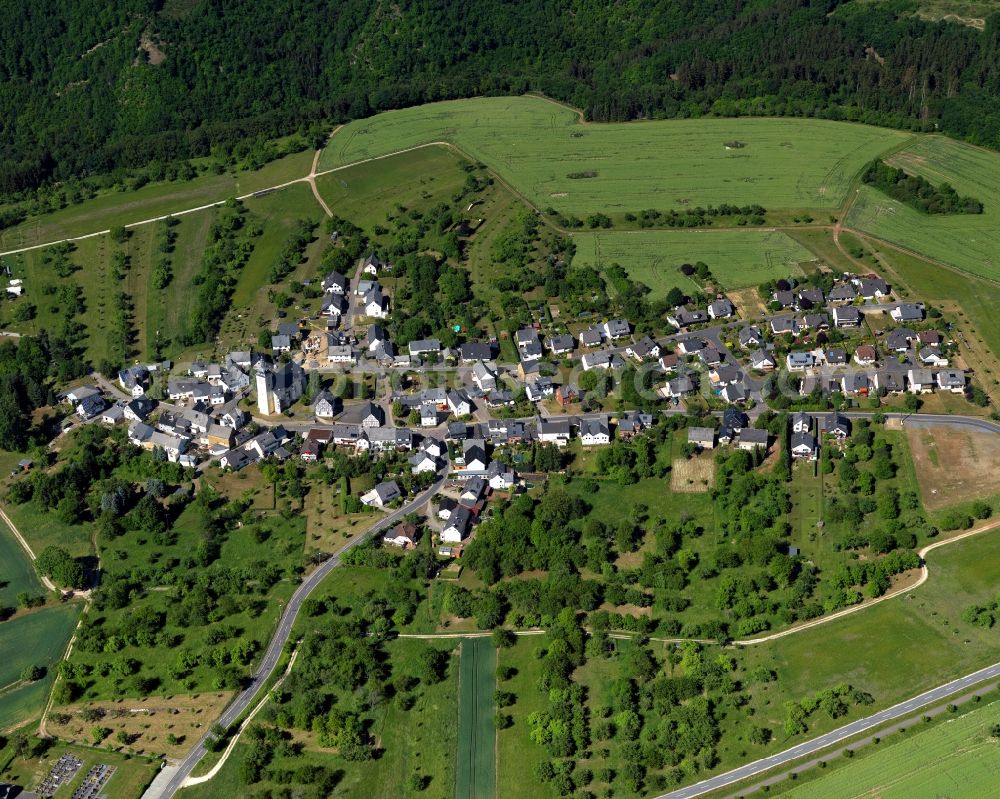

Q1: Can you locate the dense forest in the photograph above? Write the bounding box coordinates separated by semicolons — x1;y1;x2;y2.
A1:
861;159;985;213
3;0;1000;193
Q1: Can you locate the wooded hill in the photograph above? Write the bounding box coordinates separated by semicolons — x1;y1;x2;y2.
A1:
3;0;1000;193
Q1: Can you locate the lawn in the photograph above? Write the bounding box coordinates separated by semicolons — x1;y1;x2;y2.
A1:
3;500;94;560
318;96;909;215
846;135;1000;282
572;229;812;296
0;148;314;252
496;637;557;799
778;699;1000;799
0;603;81;731
456;638;497;799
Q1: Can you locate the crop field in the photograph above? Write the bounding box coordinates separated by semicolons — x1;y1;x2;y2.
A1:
0;527;44;607
846;136;1000;281
779;700;1000;798
573;229;812;295
456;638;497;799
318;96;909;215
0;603;80;730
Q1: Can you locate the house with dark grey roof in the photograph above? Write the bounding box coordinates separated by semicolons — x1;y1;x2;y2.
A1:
791;431;817;459
885;328;916;353
832;306;861;327
578;327;604;348
739;326;763;348
547;334;575;355
459;341;494;362
603;318;631;340
708;298;734;319
579;416;611;446
737;428;769;450
890;303;924;323
361;480;402;508
827;282;857;304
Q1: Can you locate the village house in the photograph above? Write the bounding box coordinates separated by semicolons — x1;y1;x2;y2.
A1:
853;345;877;366
578;326;604;348
118;365;150;397
546;334;575;355
908;368;935;394
833;306;862;328
408;339;441;358
786;352;814;372
579;416;611;446
687;426;715;450
771;317;800;336
384;522;419;549
667;308;708;329
739;326;763;348
749;350;776;371
537;418;571;446
890;303;924;323
322;270;348;294
472;361;498;392
626;336;660;362
603;318;631;340
441;504;473;543
737;428;768;451
708;298;734;319
361;480;402;508
459;341;494;363
313;390;342;419
936;370;966;393
791;431;818;460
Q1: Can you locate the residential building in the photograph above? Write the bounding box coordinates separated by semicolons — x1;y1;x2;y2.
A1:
546;334;575;355
361;480;402;508
890;303;924;323
936;370;966;393
537;418;571;446
687;427;715;450
603;318;631;340
737;428;768;451
708;298;734;319
579;416;611;446
459;341;494;362
908;368;935;394
853;345;877;366
791;432;817;459
384;522;419;549
833;306;861;327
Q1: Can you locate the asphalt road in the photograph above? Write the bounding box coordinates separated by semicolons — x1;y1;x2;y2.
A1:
149;467;449;799
654;660;1000;799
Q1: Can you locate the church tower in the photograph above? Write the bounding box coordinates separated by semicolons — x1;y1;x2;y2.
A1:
255;365;273;415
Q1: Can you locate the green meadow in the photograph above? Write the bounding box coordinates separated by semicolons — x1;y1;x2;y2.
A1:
0;148;314;253
318;96;909;215
573;229;812;295
779;700;1000;799
847;135;1000;281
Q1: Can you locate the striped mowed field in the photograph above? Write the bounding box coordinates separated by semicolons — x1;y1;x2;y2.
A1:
573;229;812;297
319;96;908;215
847;135;1000;282
456;638;497;799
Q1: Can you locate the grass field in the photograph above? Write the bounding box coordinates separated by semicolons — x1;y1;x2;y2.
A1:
572;229;812;296
0;603;80;731
318;96;909;215
778;700;1000;798
316;145;472;232
846;136;1000;281
3;501;94;560
0;148;314;252
456;638;497;799
0;526;44;608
